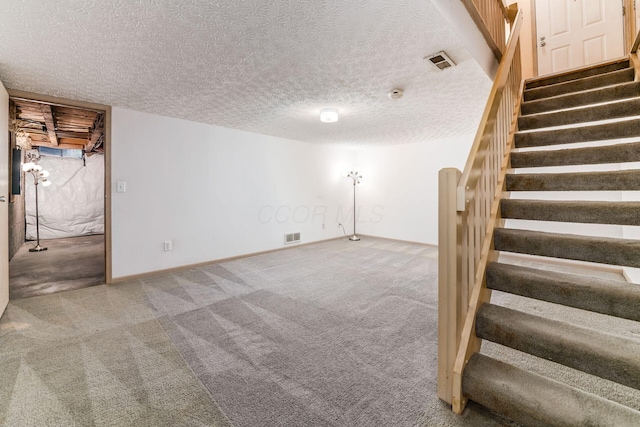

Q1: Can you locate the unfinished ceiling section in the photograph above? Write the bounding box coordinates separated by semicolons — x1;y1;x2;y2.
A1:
10;99;105;153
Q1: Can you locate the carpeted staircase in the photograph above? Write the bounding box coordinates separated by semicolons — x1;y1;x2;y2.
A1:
461;58;640;425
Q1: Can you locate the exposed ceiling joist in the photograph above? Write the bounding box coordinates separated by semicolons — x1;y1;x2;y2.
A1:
86;113;104;152
56;130;90;139
40;104;58;147
11;98;105;152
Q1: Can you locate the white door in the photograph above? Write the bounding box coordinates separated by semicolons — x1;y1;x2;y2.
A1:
0;81;8;318
536;0;625;75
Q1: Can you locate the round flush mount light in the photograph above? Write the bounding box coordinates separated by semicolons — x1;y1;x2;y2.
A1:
320;108;339;123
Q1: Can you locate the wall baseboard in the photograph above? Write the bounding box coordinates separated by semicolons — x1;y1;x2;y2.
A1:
356;234;437;248
111;235;436;283
110;237;345;283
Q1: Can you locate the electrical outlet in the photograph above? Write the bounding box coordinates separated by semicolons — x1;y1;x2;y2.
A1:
163;240;172;251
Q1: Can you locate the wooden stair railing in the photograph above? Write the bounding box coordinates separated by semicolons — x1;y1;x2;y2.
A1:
437;6;523;411
460;0;510;60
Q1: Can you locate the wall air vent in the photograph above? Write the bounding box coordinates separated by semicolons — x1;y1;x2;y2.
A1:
425;51;456;71
284;232;301;245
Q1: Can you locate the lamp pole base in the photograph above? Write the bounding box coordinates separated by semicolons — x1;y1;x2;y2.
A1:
348;235;360;241
29;245;48;252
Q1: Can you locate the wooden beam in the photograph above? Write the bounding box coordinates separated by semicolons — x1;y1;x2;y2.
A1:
30;141;84;150
40;104;58;147
20;128;47;135
59;137;88;146
56;130;90;139
57;143;85;150
28;133;50;144
86;113;104;152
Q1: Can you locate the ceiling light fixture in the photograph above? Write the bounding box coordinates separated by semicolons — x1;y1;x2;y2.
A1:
320;108;339;123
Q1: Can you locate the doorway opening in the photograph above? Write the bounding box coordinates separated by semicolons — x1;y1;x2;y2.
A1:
8;93;111;299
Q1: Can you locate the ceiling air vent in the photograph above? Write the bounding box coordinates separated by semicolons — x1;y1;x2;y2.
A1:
284;232;301;245
425;51;456;71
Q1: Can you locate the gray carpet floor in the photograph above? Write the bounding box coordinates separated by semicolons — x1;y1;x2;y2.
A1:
1;236;637;426
9;235;105;299
0;281;231;426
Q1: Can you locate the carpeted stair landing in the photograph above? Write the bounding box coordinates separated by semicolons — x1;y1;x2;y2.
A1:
460;57;640;426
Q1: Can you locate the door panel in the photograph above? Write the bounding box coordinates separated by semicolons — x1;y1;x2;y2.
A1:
537;0;624;75
0;81;8;318
551;45;572;72
584;36;605;65
550;0;571;36
582;0;604;26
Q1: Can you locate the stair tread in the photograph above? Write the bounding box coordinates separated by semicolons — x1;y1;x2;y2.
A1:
500;199;640;225
515;117;640;148
463;353;640;427
524;68;634;102
506;169;640;191
493;227;640;268
476;303;640;390
525;58;630;90
521;81;640;115
519;97;640;131
486;262;640;321
510;141;640;168
462;353;640;427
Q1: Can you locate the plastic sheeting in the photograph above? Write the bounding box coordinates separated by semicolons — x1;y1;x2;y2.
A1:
25;154;104;240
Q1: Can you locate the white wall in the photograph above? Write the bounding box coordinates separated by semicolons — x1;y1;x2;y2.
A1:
352;136;474;244
111;108;355;278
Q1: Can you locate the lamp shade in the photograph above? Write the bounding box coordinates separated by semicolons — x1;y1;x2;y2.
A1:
320;108;339;123
22;162;35;172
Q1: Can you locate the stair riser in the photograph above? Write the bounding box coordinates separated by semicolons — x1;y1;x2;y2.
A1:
515;118;640;148
476;304;640;391
506;170;640;192
493;228;640;268
500;200;640;225
510;142;640;168
486;262;640;321
525;60;630;90
521;82;640;115
524;68;634;102
463;354;640;427
519;98;640;131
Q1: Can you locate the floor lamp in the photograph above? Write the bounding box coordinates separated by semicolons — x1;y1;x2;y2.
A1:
346;171;362;241
23;161;51;252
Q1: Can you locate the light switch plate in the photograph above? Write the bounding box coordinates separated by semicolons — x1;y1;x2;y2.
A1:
116;181;126;193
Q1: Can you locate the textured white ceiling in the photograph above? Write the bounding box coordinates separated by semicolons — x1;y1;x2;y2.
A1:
0;0;492;145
